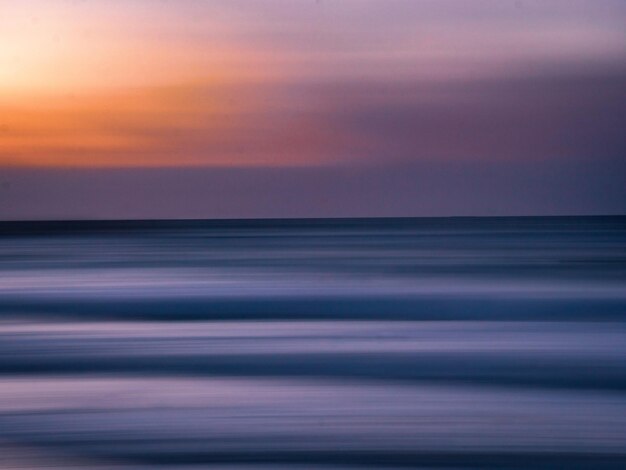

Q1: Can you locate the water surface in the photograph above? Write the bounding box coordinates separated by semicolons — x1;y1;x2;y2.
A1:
1;216;625;468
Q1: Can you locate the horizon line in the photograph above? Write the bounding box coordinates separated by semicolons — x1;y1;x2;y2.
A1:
2;214;625;225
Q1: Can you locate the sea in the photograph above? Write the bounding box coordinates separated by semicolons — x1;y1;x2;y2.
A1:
0;216;625;469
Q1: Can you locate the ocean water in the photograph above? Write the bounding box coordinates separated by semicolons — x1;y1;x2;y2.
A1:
0;216;625;469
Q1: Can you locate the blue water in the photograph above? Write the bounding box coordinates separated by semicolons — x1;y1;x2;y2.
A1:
1;216;625;468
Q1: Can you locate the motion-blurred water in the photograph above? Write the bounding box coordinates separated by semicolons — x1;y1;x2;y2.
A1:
1;216;625;469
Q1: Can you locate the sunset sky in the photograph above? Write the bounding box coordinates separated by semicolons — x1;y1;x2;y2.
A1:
1;0;625;219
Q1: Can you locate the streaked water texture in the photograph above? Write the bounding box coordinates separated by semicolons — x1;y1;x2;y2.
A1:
1;216;625;468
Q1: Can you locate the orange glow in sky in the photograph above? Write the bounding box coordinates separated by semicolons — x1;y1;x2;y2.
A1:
0;1;319;167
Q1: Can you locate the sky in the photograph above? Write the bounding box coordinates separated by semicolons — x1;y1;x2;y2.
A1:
0;0;625;219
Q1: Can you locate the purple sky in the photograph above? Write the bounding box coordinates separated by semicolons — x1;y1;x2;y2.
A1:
1;0;625;219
